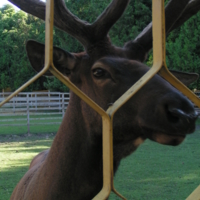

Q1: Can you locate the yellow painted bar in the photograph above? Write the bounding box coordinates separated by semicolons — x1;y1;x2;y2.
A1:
98;0;166;198
159;67;200;107
107;0;164;117
49;65;113;200
186;185;200;200
0;0;54;107
0;0;199;199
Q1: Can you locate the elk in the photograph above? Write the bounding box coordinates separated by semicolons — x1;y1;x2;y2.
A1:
8;0;200;199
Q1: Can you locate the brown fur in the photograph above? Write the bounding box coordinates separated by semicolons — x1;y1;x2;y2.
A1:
9;0;200;199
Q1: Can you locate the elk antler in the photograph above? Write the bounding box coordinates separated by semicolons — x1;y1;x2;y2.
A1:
9;0;200;58
8;0;129;48
8;0;90;46
169;0;200;32
91;0;129;42
125;0;200;62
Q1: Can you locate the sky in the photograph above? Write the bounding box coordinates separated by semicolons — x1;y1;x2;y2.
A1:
0;0;46;10
0;0;19;10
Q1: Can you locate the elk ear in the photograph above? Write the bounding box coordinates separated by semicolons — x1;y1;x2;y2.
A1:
26;40;76;76
170;70;199;86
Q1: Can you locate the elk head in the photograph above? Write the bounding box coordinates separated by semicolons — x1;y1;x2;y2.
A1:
10;0;199;159
7;1;200;200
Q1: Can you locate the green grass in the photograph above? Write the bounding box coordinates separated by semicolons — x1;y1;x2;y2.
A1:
0;115;61;135
109;130;200;200
0;134;55;200
0;129;200;199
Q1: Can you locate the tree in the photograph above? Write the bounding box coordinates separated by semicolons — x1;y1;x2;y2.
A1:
0;5;46;91
1;1;200;91
166;11;200;89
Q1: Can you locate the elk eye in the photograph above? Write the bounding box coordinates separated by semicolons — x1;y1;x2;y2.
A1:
93;68;106;78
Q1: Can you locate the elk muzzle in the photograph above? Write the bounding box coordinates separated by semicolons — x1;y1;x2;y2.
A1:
167;106;199;133
142;91;199;146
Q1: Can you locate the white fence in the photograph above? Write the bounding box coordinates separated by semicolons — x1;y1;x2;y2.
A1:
0;92;70;133
0;91;199;135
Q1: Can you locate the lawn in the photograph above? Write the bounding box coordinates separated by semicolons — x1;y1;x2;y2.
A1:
0;129;200;199
0;114;61;135
0;134;55;200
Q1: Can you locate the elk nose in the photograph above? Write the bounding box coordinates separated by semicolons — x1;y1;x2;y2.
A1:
167;106;199;133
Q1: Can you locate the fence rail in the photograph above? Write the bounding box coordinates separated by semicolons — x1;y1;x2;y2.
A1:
0;92;70;133
0;91;199;134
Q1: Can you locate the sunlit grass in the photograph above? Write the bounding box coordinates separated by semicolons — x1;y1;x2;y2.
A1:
0;134;54;200
0;127;200;199
1;141;50;170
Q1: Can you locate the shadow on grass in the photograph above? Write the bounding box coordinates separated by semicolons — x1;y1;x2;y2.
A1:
1;128;200;200
110;171;200;200
0;133;56;143
0;134;56;200
110;132;200;200
0;166;29;200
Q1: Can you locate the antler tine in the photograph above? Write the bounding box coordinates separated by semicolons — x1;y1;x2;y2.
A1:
91;0;130;42
53;0;91;47
8;0;46;20
8;0;91;47
168;0;200;33
137;0;190;51
124;0;200;62
8;0;130;47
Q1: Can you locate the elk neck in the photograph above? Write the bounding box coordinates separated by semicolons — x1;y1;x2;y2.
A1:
36;92;107;198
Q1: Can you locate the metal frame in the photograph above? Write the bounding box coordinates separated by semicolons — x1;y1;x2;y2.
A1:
0;0;200;199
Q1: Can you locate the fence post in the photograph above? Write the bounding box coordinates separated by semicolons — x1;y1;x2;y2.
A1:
13;96;15;114
48;90;50;108
62;93;65;118
35;93;37;111
68;92;70;107
27;93;30;135
58;92;62;113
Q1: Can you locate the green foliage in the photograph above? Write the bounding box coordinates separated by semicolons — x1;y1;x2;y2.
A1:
0;5;46;91
44;77;69;92
0;1;200;91
166;12;200;89
1;127;200;199
109;0;152;46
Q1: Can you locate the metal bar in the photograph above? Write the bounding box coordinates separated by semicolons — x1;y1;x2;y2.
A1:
48;65;114;200
186;185;200;200
0;0;199;199
0;0;54;107
107;0;164;117
106;1;200;198
93;117;113;200
0;108;67;112
94;0;166;198
99;1;165;198
62;93;65;118
0;113;61;116
0;119;27;122
29;122;61;126
27;94;30;134
159;67;200;107
29;117;62;120
0;124;27;127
